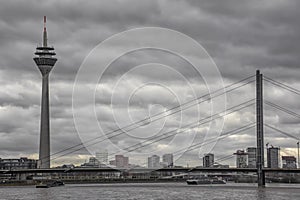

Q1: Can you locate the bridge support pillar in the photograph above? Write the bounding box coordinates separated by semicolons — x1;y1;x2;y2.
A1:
256;70;265;187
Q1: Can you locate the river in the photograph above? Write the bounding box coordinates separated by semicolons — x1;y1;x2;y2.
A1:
0;182;299;200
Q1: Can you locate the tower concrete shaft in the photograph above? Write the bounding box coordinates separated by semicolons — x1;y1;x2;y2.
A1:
33;16;57;169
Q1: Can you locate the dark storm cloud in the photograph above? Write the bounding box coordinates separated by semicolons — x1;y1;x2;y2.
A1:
0;0;299;166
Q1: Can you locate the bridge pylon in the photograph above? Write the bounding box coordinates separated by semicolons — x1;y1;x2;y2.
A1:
256;70;265;187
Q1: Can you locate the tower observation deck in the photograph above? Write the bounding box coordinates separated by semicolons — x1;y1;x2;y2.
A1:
33;16;57;169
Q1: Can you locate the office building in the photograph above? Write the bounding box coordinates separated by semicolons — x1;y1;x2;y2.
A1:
267;147;280;168
234;150;248;168
162;154;174;168
148;155;160;168
115;155;129;168
203;153;214;167
247;147;257;168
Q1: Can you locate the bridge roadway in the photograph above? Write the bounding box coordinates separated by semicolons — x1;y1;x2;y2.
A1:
1;167;300;174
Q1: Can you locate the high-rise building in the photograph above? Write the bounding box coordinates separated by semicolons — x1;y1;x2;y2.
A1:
33;16;57;169
267;147;280;168
162;154;174;168
234;150;248;168
247;147;257;168
148;155;160;168
96;149;108;165
282;156;297;169
203;153;214;167
115;155;129;168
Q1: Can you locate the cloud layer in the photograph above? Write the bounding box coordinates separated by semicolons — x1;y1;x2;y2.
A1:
0;0;299;167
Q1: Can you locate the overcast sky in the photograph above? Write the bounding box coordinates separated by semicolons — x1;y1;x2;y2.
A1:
0;0;299;167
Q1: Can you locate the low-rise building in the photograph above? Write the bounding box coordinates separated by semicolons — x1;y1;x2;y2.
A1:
282;156;297;169
0;157;37;170
80;157;100;168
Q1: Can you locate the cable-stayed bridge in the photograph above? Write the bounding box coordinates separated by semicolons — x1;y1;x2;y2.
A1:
3;70;300;187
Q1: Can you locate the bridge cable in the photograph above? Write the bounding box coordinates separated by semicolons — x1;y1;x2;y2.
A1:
265;101;300;119
172;123;256;158
51;100;255;161
264;124;299;141
105;100;255;159
125;123;255;169
47;75;255;161
264;76;300;96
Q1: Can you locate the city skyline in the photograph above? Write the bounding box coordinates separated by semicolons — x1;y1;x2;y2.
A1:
0;0;299;168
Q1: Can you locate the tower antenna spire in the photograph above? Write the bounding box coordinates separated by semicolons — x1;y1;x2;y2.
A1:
43;16;47;47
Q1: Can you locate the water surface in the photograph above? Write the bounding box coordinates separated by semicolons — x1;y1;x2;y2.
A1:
0;182;299;200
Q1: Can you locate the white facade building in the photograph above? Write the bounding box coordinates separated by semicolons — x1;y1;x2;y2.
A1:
148;155;160;168
234;150;248;168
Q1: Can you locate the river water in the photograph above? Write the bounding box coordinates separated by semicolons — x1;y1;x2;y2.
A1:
0;182;299;200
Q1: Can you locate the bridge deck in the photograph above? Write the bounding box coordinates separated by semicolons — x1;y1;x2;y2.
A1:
1;167;300;174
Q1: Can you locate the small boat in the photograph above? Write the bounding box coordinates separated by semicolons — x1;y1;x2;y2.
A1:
36;180;64;188
36;183;49;188
187;177;226;185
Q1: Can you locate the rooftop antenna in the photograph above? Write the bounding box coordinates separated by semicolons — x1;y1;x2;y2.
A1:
43;16;47;47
